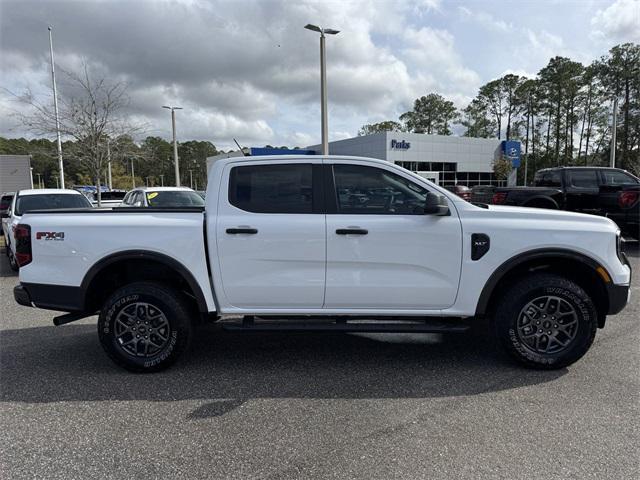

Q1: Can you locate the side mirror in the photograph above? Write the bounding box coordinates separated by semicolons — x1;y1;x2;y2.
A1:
424;192;450;216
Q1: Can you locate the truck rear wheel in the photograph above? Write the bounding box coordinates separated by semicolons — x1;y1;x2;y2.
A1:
494;273;597;369
98;282;192;372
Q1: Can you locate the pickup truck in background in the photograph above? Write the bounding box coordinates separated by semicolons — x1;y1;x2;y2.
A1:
492;167;640;238
12;156;632;372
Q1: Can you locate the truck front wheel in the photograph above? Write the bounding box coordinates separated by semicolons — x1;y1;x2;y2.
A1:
494;273;597;369
98;282;192;372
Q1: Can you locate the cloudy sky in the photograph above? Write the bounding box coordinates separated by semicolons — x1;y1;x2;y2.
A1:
1;0;639;150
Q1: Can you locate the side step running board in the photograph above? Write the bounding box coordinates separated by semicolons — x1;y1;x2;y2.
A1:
222;317;470;333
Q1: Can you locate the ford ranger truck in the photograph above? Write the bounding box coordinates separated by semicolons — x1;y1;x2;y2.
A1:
13;155;632;372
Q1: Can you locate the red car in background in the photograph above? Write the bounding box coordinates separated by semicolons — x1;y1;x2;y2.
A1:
445;184;472;201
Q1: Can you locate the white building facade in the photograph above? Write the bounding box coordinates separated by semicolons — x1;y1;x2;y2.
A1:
309;132;505;187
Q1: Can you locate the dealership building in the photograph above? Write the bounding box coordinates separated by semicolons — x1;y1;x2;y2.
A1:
208;133;516;187
308;132;509;187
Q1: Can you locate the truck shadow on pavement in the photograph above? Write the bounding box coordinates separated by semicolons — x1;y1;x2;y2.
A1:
0;322;566;417
0;250;17;277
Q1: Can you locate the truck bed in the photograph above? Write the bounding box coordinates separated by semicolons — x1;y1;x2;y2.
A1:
17;208;216;311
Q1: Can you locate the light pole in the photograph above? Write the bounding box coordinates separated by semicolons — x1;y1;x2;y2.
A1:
162;106;183;186
48;26;65;188
131;158;136;189
304;24;339;155
189;169;193;189
36;173;42;189
610;96;618;168
159;174;164;187
107;138;113;190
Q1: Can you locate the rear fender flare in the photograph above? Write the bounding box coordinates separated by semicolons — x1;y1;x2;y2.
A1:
80;250;209;313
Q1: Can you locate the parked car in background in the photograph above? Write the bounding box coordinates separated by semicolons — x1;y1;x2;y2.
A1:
83;190;127;208
492;167;640;238
119;187;205;208
471;185;495;204
13;155;631;372
4;189;92;271
445;184;472;201
1;191;15;245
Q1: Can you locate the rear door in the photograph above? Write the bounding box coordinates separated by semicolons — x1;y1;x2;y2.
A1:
215;159;326;309
324;160;463;310
564;169;600;214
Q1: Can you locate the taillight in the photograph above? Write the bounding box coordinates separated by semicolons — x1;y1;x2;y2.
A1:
461;192;472;201
492;192;508;204
14;224;32;267
618;191;639;209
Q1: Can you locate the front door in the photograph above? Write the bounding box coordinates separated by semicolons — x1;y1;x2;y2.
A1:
215;160;326;309
324;161;463;310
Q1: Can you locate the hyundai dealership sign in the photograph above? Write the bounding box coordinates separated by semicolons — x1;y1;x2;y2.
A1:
390;139;411;150
501;140;521;168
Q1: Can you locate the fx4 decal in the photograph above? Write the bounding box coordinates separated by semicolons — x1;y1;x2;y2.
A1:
36;231;65;241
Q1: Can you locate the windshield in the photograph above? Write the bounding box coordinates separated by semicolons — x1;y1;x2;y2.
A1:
15;194;91;215
145;190;205;207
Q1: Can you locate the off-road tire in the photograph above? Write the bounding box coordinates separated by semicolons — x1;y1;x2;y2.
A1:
494;273;597;369
98;282;192;372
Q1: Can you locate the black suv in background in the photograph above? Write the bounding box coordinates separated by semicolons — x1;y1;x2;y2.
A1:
492;167;640;238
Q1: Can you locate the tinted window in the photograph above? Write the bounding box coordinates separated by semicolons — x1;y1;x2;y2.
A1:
567;170;598;188
229;164;313;213
100;191;127;201
534;170;562;187
1;195;13;210
602;170;639;185
15;194;91;215
145;191;205;207
333;164;427;214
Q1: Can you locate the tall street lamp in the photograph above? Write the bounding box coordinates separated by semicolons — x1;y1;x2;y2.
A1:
304;24;339;155
162;105;183;186
48;26;65;188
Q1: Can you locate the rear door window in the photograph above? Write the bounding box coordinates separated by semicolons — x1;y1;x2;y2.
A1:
567;170;599;189
535;171;562;187
229;164;314;213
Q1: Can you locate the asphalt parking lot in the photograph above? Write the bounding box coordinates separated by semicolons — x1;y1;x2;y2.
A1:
1;245;639;480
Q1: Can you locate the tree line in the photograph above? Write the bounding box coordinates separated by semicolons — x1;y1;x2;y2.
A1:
0;135;217;191
359;43;640;179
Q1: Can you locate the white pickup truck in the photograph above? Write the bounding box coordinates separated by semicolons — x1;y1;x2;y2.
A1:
13;155;632;372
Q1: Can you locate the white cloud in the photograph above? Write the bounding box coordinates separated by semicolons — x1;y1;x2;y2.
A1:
591;0;640;43
457;6;513;33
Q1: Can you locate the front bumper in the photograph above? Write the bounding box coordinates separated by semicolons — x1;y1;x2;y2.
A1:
607;283;630;315
608;251;632;315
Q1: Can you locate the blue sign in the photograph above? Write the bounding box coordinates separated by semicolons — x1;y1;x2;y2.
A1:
250;147;315;156
501;140;521;168
391;139;410;150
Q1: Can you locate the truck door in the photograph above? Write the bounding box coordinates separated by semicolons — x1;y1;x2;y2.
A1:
214;160;326;309
565;169;600;214
323;161;463;310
